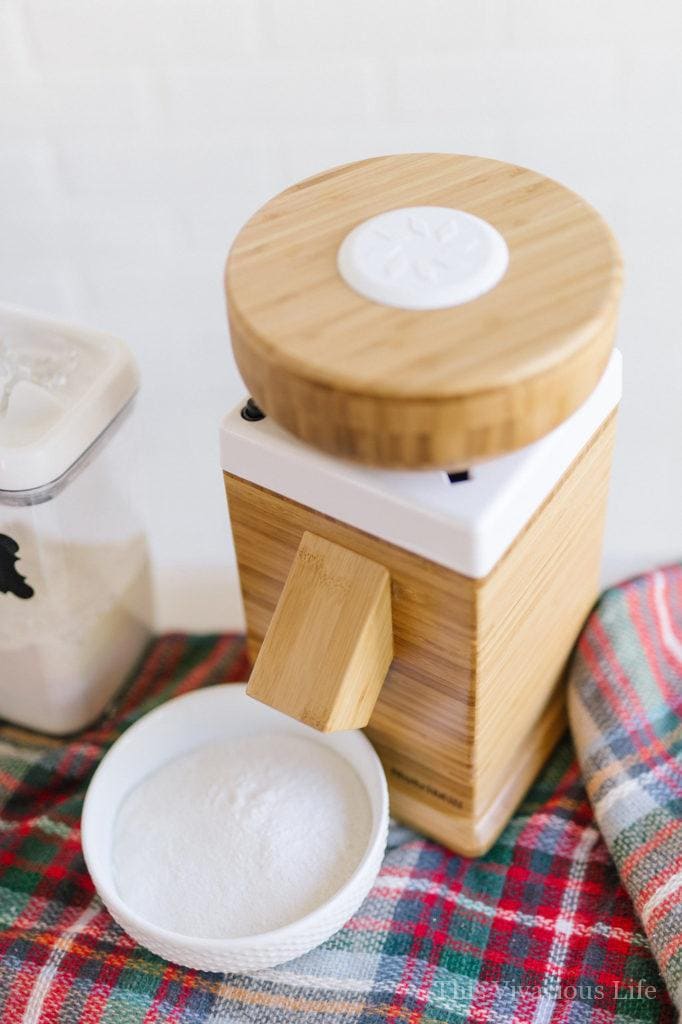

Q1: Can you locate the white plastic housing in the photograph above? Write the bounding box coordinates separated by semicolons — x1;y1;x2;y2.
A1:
221;351;622;580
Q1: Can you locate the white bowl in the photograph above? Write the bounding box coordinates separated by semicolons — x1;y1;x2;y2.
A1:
82;683;388;973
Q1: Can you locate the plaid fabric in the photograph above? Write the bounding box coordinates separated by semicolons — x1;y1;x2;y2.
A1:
569;565;682;1016
0;629;675;1023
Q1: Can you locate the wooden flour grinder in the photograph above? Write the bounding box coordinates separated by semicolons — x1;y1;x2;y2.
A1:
220;154;622;855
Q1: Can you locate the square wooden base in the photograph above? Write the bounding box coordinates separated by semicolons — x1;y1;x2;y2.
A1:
225;411;617;856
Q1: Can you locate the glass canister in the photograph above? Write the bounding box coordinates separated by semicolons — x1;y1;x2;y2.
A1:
0;304;152;734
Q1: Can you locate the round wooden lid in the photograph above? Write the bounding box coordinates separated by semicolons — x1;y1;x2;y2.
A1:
225;154;622;469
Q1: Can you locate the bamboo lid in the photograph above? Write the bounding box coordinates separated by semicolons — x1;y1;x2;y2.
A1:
225;154;622;469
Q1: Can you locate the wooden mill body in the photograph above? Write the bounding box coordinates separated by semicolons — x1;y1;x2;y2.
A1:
222;355;620;856
222;154;622;856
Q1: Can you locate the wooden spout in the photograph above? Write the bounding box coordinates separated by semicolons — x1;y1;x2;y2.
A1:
246;531;393;732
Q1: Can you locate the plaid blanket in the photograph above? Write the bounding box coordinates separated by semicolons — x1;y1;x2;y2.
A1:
0;610;677;1021
569;565;682;1017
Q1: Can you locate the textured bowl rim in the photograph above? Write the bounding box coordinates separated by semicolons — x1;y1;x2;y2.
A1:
82;683;389;955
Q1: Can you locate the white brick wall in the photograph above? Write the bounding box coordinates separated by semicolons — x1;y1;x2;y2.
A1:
1;0;681;629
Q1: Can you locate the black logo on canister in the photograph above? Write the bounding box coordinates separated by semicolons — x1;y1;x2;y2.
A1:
0;534;34;599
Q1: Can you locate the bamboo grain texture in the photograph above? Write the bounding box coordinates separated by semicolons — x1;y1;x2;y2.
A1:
226;154;622;468
247;531;393;731
224;410;617;855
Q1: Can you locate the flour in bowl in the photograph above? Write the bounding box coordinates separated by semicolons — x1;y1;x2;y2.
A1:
112;734;372;939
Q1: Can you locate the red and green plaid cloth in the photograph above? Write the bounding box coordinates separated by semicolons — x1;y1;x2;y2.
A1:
569;565;682;1017
0;568;680;1022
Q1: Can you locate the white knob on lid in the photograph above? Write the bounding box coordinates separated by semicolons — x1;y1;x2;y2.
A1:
225;153;622;469
337;206;509;310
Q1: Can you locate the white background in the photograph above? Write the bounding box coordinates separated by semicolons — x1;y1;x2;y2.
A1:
1;1;680;630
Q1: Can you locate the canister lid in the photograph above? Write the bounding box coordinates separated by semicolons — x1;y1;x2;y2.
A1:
226;154;622;469
0;305;138;493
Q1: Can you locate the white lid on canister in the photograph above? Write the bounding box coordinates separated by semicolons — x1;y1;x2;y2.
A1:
0;305;138;493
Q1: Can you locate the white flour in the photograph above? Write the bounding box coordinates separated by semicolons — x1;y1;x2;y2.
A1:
112;734;371;939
